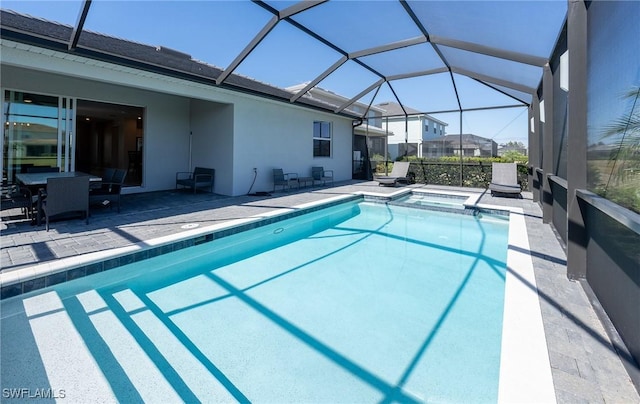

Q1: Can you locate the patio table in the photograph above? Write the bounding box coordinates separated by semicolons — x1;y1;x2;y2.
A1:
297;176;313;188
16;171;102;225
16;171;102;187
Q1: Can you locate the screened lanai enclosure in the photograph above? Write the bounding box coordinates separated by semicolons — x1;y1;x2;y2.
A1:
2;0;564;177
1;0;639;393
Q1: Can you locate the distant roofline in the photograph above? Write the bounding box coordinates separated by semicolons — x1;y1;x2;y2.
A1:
353;123;392;137
286;83;386;113
375;101;449;126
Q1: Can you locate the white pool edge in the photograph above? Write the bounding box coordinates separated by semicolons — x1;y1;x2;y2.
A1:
0;193;356;289
497;206;556;404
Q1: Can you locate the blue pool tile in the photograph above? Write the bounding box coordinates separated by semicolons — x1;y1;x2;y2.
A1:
1;284;22;299
22;277;46;293
85;262;104;275
45;271;67;287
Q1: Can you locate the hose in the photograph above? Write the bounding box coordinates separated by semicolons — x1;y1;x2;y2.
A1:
247;168;257;195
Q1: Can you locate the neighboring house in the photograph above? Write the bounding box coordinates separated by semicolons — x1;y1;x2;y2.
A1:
587;142;617;159
375;101;448;160
422;134;498;158
498;144;528;156
0;11;360;197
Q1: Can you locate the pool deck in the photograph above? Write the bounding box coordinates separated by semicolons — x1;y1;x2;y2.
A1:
1;180;638;403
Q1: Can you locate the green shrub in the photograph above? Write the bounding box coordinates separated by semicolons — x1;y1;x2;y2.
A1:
372;157;529;189
403;157;528;189
597;185;640;214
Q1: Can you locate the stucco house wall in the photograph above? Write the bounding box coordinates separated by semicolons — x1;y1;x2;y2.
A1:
233;100;351;195
1;40;354;196
189;100;234;195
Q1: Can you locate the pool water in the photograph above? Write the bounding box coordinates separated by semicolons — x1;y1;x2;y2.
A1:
394;192;469;210
2;200;510;403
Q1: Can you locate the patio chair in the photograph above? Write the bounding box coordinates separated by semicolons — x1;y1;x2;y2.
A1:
40;175;90;231
273;168;298;192
91;167;116;190
90;168;127;212
311;166;334;187
489;162;522;198
375;161;410;186
176;166;215;193
1;184;33;220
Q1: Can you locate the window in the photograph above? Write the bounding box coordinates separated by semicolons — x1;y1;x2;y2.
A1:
313;121;332;157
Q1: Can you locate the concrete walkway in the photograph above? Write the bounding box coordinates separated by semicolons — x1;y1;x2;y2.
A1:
1;181;638;403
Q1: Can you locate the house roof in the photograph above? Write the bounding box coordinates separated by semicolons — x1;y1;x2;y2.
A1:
375;101;449;126
354;123;392;137
423;133;497;147
286;83;387;115
0;10;361;119
376;101;422;116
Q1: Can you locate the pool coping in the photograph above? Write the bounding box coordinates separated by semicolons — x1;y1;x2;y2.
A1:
490;203;556;403
0;193;360;299
0;189;556;403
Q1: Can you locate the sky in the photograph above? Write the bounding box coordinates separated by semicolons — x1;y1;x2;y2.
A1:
3;0;569;146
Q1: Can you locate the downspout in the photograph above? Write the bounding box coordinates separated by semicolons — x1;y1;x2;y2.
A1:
385;116;389;175
404;115;409;159
364;119;370;180
188;131;193;171
352;118;366;179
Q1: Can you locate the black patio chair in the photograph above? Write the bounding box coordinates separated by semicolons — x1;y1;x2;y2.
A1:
176;166;215;193
90;169;127;212
40;176;90;231
273;168;298;192
1;184;33;220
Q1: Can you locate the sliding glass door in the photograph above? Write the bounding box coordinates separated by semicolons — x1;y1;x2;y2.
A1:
2;90;75;183
3;91;144;186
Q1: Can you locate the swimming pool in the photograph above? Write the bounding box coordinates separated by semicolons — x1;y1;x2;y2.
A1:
0;196;554;403
393;191;469;210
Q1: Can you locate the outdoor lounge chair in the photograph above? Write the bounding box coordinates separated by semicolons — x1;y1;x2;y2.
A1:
311;166;333;187
273;168;298;192
40;175;90;231
176;166;215;193
375;161;411;186
489;162;522;198
90;168;127;212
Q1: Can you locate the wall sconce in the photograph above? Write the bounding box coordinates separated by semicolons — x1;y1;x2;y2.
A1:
530;117;535;133
560;51;569;92
539;100;545;123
